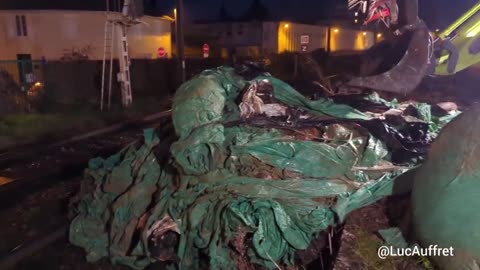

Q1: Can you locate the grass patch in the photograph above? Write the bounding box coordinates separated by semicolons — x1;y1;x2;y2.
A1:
352;227;435;270
0;113;107;150
0;96;172;151
417;256;436;270
354;228;400;270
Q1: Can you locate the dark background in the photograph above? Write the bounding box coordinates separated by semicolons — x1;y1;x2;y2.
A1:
0;0;477;29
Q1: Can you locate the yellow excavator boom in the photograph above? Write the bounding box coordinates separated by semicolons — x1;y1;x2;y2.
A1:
435;2;480;75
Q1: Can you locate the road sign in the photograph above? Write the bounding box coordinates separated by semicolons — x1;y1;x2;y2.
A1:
157;47;166;58
301;45;308;52
300;35;310;45
203;43;210;58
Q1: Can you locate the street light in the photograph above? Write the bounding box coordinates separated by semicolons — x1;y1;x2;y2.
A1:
377;33;383;38
284;23;289;29
175;0;185;83
333;28;339;33
363;31;367;36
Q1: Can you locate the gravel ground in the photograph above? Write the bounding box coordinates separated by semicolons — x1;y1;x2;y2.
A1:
333;197;430;270
0;178;136;270
0;174;429;270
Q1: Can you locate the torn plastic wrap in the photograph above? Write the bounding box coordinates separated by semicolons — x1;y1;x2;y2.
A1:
69;66;460;270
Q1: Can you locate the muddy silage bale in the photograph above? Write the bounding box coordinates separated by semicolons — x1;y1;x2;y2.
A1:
412;104;480;270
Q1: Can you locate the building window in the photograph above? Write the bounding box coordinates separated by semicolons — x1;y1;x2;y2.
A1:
15;15;21;36
21;15;27;36
237;24;243;35
15;15;27;36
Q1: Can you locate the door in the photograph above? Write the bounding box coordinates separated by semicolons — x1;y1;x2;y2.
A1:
16;54;33;84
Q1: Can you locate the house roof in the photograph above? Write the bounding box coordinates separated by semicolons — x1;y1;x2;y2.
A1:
0;0;107;11
0;0;165;17
0;9;174;23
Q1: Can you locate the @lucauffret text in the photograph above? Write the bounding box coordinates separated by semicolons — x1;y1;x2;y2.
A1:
378;245;454;259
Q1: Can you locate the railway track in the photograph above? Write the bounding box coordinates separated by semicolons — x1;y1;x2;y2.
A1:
0;110;172;170
0;109;343;270
0;110;176;270
0;110;173;209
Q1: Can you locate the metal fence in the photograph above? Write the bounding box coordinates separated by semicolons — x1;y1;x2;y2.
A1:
0;60;45;91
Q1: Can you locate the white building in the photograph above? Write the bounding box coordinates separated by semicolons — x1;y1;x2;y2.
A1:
190;21;376;57
0;10;173;61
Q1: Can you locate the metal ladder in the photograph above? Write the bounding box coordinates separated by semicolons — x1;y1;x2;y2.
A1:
117;24;133;107
100;19;115;111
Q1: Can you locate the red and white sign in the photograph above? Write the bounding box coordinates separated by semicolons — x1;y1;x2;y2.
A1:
300;35;310;45
203;43;210;58
157;47;166;58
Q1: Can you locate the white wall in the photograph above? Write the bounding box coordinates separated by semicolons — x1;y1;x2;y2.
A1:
277;22;328;53
128;16;172;59
190;21;376;57
261;22;279;54
330;28;375;52
0;10;172;60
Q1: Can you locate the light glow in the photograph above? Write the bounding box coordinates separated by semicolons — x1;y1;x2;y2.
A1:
466;20;480;37
439;54;450;64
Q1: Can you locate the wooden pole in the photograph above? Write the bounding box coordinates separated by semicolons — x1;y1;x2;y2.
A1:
294;53;298;78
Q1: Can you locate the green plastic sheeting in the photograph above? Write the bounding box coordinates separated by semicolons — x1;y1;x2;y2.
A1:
70;129;162;269
260;76;372;120
378;227;409;249
365;92;401;109
69;67;457;270
412;104;480;270
172;67;247;139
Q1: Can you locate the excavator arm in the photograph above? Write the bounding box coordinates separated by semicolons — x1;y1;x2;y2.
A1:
434;2;480;75
340;0;480;94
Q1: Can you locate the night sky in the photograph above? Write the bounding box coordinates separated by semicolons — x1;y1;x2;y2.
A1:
154;0;477;28
1;0;478;29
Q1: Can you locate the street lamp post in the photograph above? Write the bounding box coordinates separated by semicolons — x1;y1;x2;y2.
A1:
175;0;186;84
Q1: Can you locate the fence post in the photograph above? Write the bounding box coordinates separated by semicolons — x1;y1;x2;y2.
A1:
294;53;298;78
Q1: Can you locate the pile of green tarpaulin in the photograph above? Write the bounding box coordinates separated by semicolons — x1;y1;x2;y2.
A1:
69;66;460;269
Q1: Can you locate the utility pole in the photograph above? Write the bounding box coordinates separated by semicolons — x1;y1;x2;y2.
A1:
326;26;331;52
101;0;141;109
176;0;186;84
